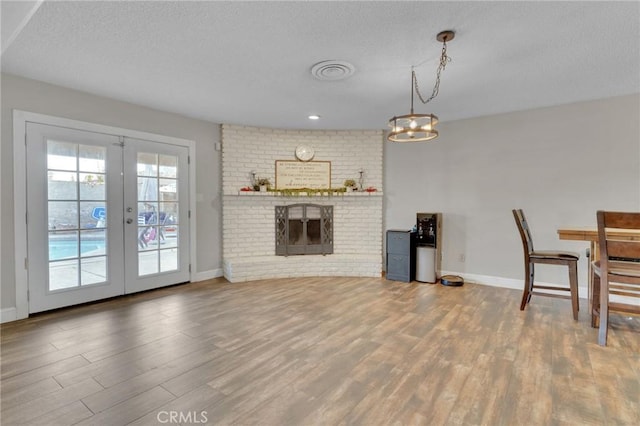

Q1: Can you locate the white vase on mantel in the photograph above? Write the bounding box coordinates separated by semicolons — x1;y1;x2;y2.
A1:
346;187;353;193
260;185;267;192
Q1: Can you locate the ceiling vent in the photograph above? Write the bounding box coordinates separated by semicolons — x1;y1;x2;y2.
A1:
310;60;355;81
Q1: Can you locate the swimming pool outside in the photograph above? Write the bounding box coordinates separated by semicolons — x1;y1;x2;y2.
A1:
49;239;106;261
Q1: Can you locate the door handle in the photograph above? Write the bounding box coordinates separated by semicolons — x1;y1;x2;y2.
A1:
126;218;133;224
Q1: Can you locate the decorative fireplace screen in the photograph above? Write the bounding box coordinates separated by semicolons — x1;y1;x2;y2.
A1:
276;204;333;255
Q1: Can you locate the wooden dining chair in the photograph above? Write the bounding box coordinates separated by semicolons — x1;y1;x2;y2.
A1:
591;210;640;346
512;209;580;320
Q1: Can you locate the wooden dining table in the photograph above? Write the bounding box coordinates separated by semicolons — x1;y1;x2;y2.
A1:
558;227;640;257
557;227;640;318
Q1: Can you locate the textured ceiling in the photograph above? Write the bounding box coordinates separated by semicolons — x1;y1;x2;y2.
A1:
2;1;639;130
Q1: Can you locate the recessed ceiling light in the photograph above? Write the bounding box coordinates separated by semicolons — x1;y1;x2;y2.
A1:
308;115;320;120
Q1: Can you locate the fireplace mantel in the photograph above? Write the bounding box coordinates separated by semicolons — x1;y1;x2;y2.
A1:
227;191;383;198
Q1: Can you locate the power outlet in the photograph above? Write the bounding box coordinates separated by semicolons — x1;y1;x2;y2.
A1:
459;253;465;262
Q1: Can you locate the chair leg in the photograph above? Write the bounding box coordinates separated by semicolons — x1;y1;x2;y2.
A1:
528;264;534;304
591;272;600;328
598;276;609;346
520;261;533;310
568;260;579;320
520;260;581;320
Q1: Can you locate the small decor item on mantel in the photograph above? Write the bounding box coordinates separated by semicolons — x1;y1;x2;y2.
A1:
344;179;357;192
256;178;271;192
365;186;377;192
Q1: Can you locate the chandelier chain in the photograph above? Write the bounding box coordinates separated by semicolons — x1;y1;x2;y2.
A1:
413;40;451;105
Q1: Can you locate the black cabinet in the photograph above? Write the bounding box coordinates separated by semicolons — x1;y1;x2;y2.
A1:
386;230;416;282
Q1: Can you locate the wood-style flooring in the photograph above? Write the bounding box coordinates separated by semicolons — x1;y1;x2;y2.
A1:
1;277;639;425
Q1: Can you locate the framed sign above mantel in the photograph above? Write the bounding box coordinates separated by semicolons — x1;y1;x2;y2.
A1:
275;160;331;189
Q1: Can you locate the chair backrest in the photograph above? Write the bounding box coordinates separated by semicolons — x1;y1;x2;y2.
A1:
513;209;534;256
597;211;640;263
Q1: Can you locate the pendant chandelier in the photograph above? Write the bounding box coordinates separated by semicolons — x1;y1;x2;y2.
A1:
387;30;455;142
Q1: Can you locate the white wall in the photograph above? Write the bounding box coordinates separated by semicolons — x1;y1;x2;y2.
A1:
384;94;640;292
1;73;223;315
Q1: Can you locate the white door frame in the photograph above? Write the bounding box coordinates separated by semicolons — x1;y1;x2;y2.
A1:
13;110;197;320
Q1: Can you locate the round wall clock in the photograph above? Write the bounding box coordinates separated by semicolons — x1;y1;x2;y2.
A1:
295;145;315;162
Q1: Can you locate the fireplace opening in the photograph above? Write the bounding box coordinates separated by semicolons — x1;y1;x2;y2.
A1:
276;204;333;255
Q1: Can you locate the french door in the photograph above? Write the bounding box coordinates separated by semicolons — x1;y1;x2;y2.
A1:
123;137;190;293
26;123;190;313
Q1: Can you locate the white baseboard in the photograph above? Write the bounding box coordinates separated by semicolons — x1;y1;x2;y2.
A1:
1;307;17;324
193;268;224;282
441;270;589;300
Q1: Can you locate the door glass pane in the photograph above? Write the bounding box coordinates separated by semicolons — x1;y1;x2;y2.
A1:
137;153;158;177
48;201;78;231
49;231;78;261
138;226;150;251
81;229;106;257
79;173;106;200
48;171;77;200
138;225;160;250
139;250;159;276
159;202;178;219
160;249;178;272
47;141;108;292
80;201;106;229
159;155;177;178
47;141;77;171
138;177;158;201
79;144;106;173
81;257;107;286
137;152;180;276
49;260;78;290
159;178;177;200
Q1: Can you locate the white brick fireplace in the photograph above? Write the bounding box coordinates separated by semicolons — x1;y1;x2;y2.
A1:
221;124;384;282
